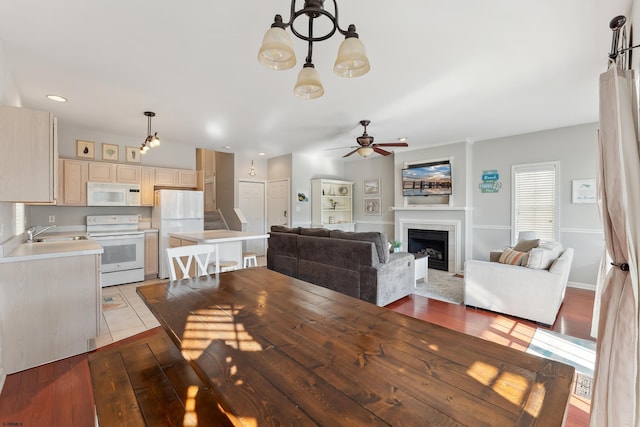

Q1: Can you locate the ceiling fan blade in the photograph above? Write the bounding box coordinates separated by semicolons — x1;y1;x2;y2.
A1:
324;146;357;151
343;148;359;157
374;142;409;147
373;146;392;156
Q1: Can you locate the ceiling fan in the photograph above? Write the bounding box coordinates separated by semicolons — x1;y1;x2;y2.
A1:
341;120;409;158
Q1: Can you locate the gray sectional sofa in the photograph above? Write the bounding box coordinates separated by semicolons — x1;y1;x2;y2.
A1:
267;226;415;306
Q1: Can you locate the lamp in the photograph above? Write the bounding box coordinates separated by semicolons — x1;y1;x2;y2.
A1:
140;111;160;154
357;147;374;157
258;0;370;99
249;160;257;176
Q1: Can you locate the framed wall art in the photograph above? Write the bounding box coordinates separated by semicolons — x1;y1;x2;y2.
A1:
363;177;380;195
126;146;141;163
102;143;119;161
364;198;381;215
76;140;95;159
572;179;597;204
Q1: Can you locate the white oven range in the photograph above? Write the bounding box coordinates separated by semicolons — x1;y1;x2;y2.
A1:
87;215;145;287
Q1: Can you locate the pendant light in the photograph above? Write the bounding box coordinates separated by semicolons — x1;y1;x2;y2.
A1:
140;111;160;154
258;0;370;99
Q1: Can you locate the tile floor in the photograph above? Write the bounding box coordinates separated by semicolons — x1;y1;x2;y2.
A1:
96;255;266;348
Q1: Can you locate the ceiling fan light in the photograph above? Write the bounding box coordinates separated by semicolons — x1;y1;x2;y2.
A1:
258;27;297;70
357;147;374;157
294;65;324;99
334;37;370;78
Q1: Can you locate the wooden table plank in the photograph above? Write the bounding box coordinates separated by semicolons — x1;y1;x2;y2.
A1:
137;268;574;426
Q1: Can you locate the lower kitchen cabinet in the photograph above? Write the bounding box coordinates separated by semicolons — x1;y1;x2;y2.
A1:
0;254;100;374
144;229;159;279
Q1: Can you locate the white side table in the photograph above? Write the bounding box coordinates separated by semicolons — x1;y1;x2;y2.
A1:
414;255;429;282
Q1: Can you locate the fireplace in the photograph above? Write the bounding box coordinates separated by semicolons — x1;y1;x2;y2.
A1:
408;228;449;271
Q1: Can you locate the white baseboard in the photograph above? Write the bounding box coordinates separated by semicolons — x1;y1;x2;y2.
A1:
567;281;596;291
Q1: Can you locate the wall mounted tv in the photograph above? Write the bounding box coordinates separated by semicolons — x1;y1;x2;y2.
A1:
402;161;452;196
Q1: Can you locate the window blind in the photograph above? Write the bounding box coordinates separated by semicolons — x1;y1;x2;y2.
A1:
513;162;558;242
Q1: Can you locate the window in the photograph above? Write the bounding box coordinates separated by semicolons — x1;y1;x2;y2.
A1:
512;161;559;243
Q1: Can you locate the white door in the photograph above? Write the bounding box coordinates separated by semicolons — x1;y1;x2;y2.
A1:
239;180;266;256
267;179;290;228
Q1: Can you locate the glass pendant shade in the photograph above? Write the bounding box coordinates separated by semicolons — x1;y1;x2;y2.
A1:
140;144;149;154
333;37;370;78
294;65;324;99
149;133;160;147
258;27;297;70
357;147;374;157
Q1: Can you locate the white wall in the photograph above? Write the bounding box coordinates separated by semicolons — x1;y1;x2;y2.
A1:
343;155;395;238
472;123;603;287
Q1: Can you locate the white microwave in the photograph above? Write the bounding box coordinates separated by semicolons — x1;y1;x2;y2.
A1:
87;182;141;206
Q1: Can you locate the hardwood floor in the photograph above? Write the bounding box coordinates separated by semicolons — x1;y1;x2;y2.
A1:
0;286;594;426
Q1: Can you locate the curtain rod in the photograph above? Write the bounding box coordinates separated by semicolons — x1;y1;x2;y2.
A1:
609;15;637;62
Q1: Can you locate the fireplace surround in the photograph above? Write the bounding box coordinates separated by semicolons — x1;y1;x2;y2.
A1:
408;228;449;271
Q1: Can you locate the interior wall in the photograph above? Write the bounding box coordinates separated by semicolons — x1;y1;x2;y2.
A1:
58;124;196;170
343;155;395;238
215;152;239;230
291;153;344;227
472;123;603;287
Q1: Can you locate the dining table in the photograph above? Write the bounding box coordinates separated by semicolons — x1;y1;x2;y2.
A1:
137;267;575;426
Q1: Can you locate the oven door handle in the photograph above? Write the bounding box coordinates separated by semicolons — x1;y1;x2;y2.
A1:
91;233;144;241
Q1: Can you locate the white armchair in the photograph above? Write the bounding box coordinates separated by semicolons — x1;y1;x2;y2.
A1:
464;248;574;325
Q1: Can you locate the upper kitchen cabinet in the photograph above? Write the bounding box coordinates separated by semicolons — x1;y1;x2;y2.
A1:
59;158;88;205
88;162;140;184
0;105;57;203
155;167;198;188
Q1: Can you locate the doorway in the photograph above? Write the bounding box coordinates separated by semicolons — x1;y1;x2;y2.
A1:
239;180;266;256
267;178;290;229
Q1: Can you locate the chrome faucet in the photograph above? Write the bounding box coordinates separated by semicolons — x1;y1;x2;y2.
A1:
26;225;56;242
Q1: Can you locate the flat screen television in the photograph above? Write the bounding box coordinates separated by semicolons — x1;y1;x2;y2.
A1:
402;161;452;196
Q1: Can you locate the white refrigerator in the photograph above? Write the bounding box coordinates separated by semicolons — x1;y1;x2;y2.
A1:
152;189;204;279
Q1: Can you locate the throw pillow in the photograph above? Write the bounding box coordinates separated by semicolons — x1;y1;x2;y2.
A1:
498;247;527;266
271;225;300;234
329;230;389;263
299;227;331;237
526;242;563;270
512;239;540;252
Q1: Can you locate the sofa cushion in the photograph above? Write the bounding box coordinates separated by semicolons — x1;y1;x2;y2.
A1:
526;242;563;270
512;239;540;252
300;227;331;237
498;247;527;266
271;225;300;234
329;230;389;263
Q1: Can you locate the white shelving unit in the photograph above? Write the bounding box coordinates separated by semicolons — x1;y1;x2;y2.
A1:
311;179;355;231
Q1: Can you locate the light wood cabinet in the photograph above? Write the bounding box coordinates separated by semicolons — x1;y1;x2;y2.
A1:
0;105;57;203
144;230;159;279
140;166;155;206
155;167;198;188
116;164;141;184
59;158;88;205
88;162;116;182
311;179;355;231
0;254;100;374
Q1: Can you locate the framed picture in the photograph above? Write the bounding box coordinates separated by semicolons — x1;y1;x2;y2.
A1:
102;143;119;161
363;177;381;195
364;198;381;215
572;179;597;204
126;146;141;163
76;140;95;159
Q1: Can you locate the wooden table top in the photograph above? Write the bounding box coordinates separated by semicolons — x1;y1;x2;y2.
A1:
137;268;574;427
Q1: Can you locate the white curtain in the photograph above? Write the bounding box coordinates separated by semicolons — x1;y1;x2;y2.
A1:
590;63;640;426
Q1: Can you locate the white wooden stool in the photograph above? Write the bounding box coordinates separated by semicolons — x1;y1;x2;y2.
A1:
243;251;258;268
207;260;239;274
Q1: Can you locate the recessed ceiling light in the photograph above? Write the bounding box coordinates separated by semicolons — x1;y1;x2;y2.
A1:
46;94;67;102
398;137;407;142
223;145;231;150
259;152;266;156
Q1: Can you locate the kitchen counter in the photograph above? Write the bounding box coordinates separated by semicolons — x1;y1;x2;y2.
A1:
0;233;103;263
169;229;269;243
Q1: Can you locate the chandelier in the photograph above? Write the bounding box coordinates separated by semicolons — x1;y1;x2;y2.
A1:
257;0;370;100
140;111;160;154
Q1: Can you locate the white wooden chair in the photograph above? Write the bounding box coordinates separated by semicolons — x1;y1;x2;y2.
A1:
166;244;219;280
